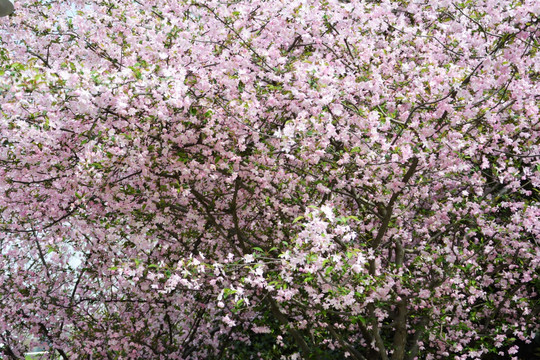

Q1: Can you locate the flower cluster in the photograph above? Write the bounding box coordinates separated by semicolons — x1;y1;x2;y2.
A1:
0;0;539;359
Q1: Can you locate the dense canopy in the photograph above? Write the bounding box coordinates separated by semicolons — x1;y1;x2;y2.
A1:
0;0;539;359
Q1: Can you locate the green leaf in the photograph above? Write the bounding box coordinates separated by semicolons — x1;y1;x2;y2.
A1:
293;216;304;224
90;162;103;169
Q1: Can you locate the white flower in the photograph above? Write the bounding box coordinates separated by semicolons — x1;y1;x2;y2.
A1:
351;263;363;274
222;315;236;327
320;205;335;222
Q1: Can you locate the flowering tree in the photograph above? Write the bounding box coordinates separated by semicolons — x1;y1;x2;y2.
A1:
1;0;539;359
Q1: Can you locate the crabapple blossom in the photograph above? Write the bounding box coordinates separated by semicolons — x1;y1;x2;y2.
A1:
0;0;539;359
